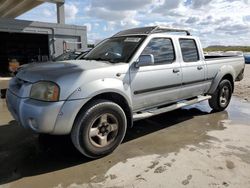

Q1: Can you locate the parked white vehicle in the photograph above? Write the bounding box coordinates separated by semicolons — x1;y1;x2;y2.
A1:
6;26;245;158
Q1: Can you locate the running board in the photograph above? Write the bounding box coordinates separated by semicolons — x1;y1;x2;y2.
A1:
133;95;211;121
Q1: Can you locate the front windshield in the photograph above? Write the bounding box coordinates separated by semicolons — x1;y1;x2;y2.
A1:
84;36;146;63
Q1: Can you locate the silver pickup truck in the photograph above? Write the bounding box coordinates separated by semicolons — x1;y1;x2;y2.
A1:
6;26;245;158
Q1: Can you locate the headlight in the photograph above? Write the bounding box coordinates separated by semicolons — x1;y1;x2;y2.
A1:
30;81;60;102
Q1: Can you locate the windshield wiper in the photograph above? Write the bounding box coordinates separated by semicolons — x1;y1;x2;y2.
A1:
85;57;117;63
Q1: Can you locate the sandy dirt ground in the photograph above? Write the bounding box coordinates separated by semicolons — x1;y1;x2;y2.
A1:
234;64;250;101
0;65;250;188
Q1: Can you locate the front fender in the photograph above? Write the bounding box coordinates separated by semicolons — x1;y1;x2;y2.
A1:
207;65;236;94
67;78;132;106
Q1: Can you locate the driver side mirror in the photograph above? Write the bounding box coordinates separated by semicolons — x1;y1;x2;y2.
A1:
135;54;154;68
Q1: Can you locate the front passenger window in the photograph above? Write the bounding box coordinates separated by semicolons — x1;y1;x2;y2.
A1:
142;38;175;64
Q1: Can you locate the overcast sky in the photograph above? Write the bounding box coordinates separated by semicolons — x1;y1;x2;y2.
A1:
18;0;250;47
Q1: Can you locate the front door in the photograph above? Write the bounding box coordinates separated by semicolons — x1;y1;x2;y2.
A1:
130;37;182;111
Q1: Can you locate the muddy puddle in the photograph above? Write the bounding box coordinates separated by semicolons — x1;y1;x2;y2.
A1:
0;97;250;188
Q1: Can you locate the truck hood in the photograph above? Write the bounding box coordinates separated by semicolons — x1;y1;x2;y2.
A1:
15;60;128;100
16;60;112;83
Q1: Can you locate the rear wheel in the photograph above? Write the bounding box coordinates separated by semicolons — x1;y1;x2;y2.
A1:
209;79;232;112
71;100;127;158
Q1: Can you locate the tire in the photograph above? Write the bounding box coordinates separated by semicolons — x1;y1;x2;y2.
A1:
209;79;232;112
71;99;127;158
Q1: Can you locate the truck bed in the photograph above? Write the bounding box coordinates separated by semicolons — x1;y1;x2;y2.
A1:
204;55;245;85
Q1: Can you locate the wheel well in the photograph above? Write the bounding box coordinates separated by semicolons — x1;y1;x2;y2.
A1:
78;92;133;128
221;74;234;92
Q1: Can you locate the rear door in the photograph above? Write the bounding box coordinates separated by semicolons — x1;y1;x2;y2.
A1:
130;37;182;111
179;38;207;99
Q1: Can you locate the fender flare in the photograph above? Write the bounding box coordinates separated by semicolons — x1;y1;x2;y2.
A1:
207;65;236;94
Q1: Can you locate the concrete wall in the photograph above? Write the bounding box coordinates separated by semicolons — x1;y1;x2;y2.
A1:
0;18;87;58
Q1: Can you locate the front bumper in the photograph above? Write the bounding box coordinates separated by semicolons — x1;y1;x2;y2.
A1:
6;90;64;133
6;90;89;135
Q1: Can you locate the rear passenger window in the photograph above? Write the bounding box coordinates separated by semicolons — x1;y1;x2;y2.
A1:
142;38;175;64
179;39;199;62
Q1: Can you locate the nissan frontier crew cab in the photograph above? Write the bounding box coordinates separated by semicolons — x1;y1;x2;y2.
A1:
6;26;245;158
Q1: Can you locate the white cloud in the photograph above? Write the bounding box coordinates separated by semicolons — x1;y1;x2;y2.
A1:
87;7;129;21
146;21;172;27
65;3;78;19
104;21;117;31
191;0;213;8
84;23;92;32
86;2;142;32
18;0;250;46
91;0;153;11
157;0;181;10
185;17;200;24
42;9;53;17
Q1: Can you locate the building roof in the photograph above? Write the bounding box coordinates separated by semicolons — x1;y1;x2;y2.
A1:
0;0;64;18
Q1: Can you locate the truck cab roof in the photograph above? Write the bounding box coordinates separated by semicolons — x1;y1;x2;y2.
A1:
112;26;191;38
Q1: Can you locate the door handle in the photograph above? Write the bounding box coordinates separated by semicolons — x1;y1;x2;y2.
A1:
173;69;180;73
197;66;203;70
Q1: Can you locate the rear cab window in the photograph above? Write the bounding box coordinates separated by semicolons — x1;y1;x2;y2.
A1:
179;39;199;62
142;38;175;65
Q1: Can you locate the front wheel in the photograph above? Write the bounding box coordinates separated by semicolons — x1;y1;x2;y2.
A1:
209;79;232;112
71;100;127;158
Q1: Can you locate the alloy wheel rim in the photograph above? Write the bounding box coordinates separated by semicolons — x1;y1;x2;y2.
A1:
219;86;230;107
88;113;119;148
